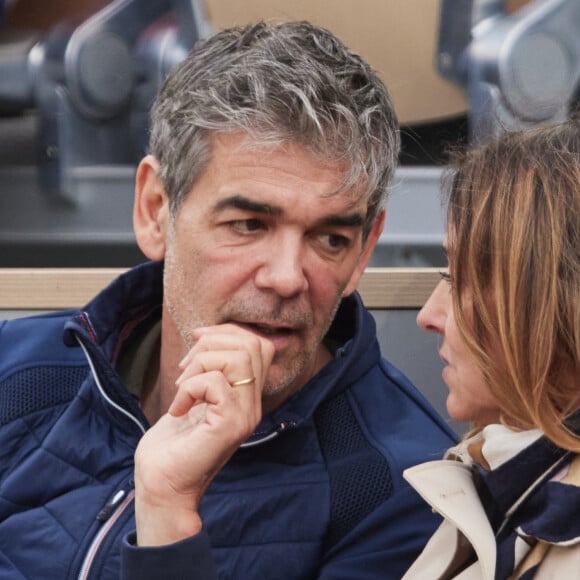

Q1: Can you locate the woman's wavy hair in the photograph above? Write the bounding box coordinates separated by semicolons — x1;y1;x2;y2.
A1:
446;119;580;449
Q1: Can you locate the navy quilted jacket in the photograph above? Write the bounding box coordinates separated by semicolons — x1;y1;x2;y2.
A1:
0;261;456;579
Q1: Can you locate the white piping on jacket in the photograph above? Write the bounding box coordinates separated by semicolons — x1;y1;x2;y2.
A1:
240;430;280;448
76;335;146;435
77;490;135;580
75;333;145;579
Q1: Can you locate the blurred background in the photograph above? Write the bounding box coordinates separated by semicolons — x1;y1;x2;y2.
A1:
0;0;578;433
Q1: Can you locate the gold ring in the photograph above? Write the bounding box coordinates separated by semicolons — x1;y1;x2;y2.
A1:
231;377;256;387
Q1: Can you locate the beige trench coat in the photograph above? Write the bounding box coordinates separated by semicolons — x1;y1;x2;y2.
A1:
401;457;580;579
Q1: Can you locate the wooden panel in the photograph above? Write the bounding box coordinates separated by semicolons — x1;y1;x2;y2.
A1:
358;267;440;309
0;268;125;310
0;267;440;310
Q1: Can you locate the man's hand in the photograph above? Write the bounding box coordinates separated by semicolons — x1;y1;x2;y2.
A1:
134;324;275;546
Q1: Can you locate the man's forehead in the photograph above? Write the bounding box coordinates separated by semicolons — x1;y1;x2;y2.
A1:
214;130;362;177
206;131;369;207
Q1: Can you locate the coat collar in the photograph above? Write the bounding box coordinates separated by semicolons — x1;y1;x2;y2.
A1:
403;460;497;580
405;433;580;580
481;434;568;514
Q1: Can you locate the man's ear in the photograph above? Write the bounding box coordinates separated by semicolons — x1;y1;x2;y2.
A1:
133;155;170;261
343;209;385;297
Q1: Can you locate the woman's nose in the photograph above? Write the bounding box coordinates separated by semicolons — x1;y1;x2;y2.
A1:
416;279;449;335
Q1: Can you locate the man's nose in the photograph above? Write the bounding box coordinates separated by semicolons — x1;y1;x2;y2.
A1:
416;280;448;335
254;234;309;298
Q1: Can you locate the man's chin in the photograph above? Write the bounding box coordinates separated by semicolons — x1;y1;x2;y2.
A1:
262;345;330;412
261;367;304;405
261;377;294;398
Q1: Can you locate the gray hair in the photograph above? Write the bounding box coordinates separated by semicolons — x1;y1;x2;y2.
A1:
149;20;400;236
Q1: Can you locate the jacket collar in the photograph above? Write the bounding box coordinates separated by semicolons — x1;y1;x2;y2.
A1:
63;261;380;440
63;260;163;358
61;262;164;433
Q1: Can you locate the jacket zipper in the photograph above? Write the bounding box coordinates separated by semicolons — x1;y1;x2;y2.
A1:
77;489;135;580
241;421;294;448
75;427;289;577
74;328;290;576
74;332;146;579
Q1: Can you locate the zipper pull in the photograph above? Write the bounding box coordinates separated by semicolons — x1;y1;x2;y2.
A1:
96;489;127;522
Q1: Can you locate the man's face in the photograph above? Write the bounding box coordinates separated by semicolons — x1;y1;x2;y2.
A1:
160;132;381;405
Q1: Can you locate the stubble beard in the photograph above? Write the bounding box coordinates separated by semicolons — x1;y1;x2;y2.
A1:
259;294;342;399
165;284;343;402
163;236;345;402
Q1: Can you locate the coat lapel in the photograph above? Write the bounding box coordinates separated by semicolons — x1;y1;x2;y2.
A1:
403;460;496;580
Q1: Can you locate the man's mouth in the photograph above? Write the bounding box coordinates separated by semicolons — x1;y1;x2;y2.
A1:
234;321;297;337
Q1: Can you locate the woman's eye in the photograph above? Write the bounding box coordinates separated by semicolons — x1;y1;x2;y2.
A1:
439;269;452;283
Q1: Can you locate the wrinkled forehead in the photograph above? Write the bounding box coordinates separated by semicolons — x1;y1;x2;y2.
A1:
214;130;370;204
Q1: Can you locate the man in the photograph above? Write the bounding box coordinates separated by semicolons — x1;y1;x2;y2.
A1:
0;21;456;579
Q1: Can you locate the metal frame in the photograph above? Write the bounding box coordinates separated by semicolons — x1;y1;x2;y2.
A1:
438;0;580;143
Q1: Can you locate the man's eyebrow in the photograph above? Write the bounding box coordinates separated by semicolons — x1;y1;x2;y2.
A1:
319;213;365;228
213;194;365;228
213;195;283;216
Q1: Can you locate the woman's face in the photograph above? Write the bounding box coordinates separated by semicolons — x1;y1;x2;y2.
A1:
416;241;501;427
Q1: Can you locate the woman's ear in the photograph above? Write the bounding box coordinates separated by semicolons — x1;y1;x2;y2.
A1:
133;155;170;261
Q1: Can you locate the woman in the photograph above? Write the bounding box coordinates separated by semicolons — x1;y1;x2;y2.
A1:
403;120;580;579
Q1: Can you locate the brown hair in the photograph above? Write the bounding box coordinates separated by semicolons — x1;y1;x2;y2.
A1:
446;119;580;449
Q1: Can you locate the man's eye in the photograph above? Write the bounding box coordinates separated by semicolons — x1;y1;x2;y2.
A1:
320;233;351;250
230;219;265;233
